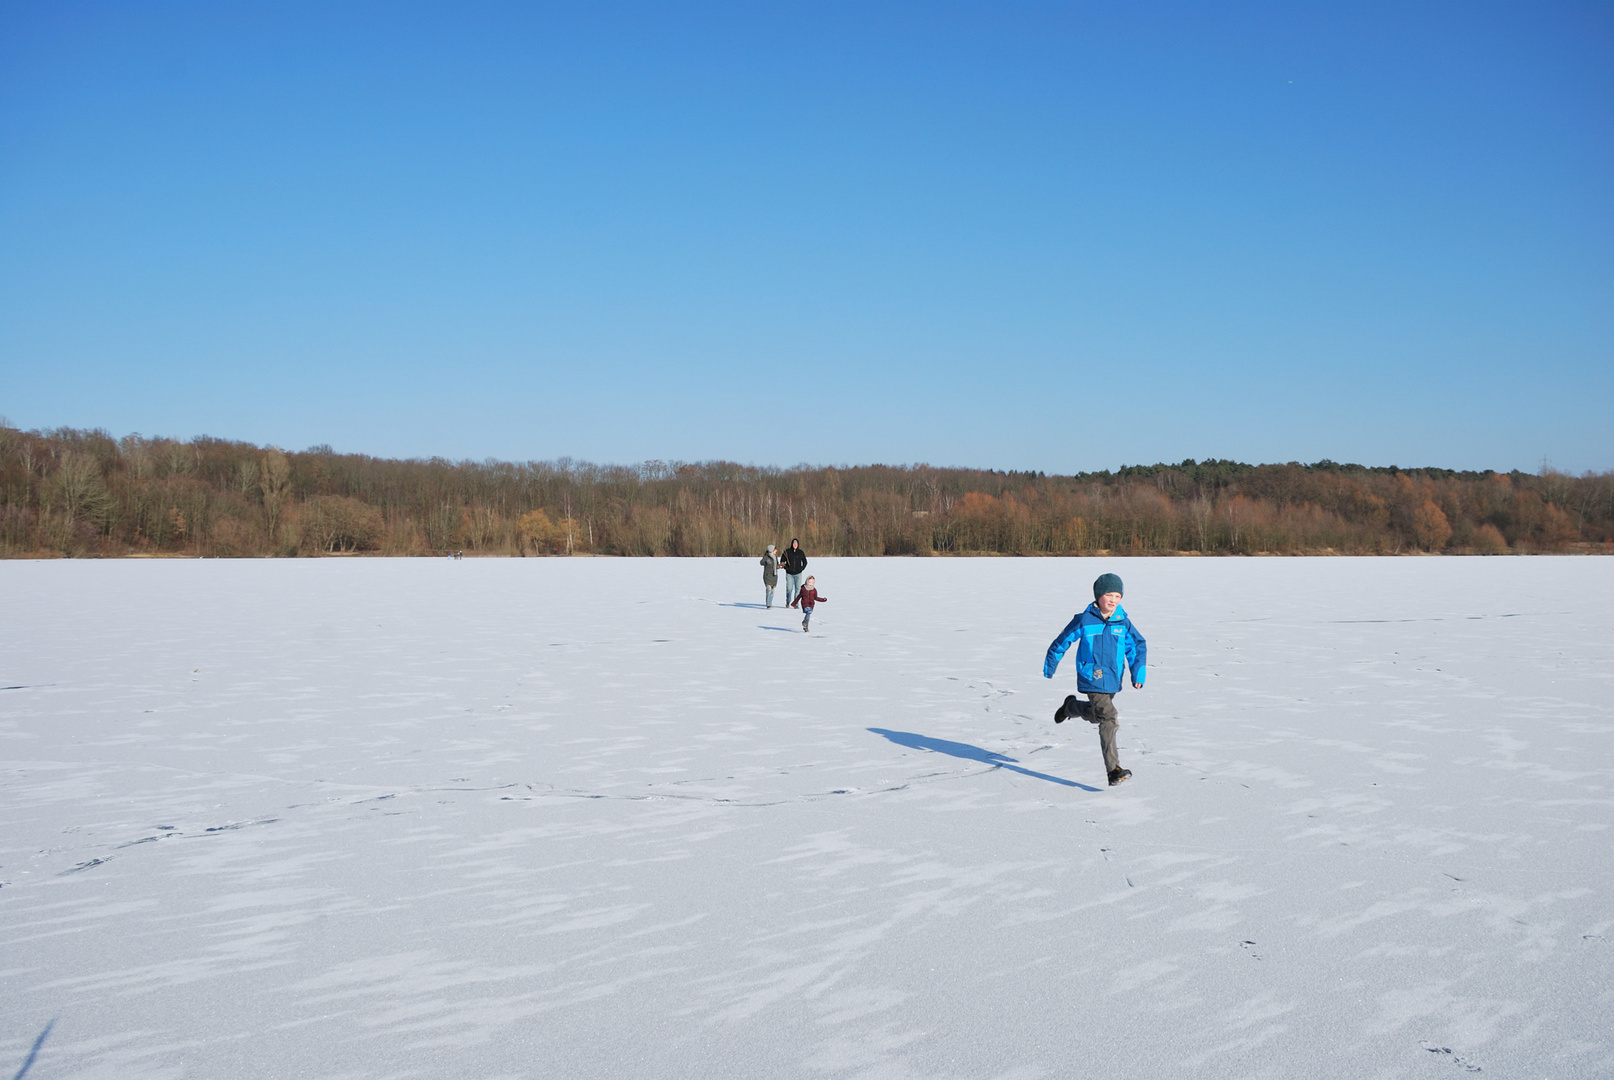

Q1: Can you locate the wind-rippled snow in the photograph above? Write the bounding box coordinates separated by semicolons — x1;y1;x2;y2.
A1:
2;556;1611;1078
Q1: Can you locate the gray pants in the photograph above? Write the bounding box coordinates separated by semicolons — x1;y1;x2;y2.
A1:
765;583;776;607
1074;693;1121;774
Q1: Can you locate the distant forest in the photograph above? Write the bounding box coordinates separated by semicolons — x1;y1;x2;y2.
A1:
2;423;1611;558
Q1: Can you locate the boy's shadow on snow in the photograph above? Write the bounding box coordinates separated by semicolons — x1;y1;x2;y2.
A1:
868;729;1100;792
721;602;769;609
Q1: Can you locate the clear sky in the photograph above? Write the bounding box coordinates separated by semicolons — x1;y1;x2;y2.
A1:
2;1;1610;473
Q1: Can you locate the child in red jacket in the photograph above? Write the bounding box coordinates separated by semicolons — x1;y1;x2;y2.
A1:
789;575;827;632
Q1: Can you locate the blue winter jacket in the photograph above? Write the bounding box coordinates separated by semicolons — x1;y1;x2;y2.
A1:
1043;603;1147;694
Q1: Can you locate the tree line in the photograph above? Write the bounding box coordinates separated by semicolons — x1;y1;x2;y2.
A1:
2;423;1610;558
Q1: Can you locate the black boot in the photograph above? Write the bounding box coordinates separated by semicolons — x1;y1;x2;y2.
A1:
1107;767;1132;787
1053;695;1080;724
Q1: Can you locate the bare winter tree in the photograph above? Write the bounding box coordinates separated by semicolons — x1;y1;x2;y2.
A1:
52;451;112;527
120;435;154;481
260;449;291;541
162;440;196;477
234;458;260;497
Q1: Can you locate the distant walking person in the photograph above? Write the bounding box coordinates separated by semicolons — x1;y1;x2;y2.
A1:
760;544;781;608
789;575;827;632
781;539;808;606
1044;572;1148;787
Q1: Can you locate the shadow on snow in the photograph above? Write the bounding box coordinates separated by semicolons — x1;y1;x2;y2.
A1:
867;729;1100;792
11;1019;54;1080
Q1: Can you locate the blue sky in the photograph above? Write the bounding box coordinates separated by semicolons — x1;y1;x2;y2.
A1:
1;1;1609;473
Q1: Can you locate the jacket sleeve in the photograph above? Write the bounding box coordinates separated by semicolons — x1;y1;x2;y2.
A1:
1044;614;1083;678
1125;619;1147;684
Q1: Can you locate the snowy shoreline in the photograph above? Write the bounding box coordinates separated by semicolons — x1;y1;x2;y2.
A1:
9;547;1614;560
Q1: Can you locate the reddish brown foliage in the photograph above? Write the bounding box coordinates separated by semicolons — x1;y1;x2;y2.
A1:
2;425;1609;557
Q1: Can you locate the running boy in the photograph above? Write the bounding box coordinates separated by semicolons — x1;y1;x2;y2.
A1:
789;575;827;632
1043;572;1147;787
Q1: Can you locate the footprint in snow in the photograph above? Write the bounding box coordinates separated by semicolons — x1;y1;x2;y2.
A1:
1422;1045;1482;1072
60;856;114;875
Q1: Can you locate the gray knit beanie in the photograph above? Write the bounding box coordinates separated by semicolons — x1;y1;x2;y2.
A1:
1093;572;1124;599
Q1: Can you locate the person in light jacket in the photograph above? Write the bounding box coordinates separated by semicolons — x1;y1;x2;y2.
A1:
760;544;780;608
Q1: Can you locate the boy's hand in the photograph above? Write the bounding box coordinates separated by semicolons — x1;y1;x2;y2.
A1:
1132;682;1143;689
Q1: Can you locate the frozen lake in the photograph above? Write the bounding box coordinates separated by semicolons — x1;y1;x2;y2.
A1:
3;556;1612;1079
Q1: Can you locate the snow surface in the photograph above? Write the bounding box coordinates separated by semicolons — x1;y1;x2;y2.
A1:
2;556;1612;1080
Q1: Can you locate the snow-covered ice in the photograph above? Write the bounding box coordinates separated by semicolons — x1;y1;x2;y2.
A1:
3;555;1611;1079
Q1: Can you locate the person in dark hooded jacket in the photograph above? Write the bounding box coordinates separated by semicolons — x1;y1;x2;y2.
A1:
781;539;808;606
